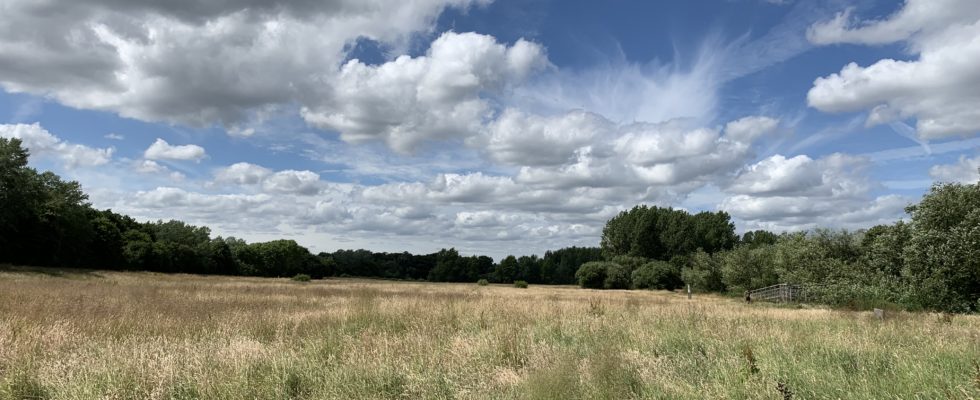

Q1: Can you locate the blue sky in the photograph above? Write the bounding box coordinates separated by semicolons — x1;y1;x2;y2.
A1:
2;0;979;260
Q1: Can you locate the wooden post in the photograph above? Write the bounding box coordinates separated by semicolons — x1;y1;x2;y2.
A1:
687;284;691;300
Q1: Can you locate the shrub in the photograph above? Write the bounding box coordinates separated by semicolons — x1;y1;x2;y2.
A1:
610;255;647;272
477;278;489;286
682;250;725;292
576;262;609;289
604;263;632;289
513;280;528;288
719;245;777;293
291;273;312;282
632;261;682;290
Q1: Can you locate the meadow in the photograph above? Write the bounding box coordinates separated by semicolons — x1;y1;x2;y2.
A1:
1;267;978;399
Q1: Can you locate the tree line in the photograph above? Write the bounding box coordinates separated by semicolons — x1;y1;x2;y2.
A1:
4;137;978;312
1;137;604;283
323;246;602;284
582;181;980;313
0;137;324;277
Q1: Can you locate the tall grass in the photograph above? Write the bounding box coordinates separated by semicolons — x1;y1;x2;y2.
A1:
0;266;978;399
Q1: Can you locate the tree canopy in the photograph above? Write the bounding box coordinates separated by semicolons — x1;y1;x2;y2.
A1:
600;205;737;260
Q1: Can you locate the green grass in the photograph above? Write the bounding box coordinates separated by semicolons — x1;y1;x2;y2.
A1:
1;267;978;399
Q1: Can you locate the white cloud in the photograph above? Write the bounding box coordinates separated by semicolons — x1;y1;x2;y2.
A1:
213;162;322;195
511;53;721;126
301;31;548;153
214;162;272;185
0;0;488;128
454;210;520;228
262;170;322;195
506;1;840;128
131;159;185;182
144;138;207;161
726;154;823;196
0;123;114;168
720;153;907;231
480;109;609;166
104;133;125;140
135;159;166;174
807;0;980;139
476;114;772;191
930;155;980;183
724;116;780;143
360;115;782;218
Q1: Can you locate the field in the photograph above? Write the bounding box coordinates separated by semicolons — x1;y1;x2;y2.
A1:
1;268;979;399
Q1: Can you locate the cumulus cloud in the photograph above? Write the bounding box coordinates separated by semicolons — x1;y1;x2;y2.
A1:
213;162;322;195
930;155;980;183
301;31;548;152
721;153;907;231
0;0;488;128
357;114;782;223
262;170;322;195
724;116;780;143
0;123;114;168
726;154;824;196
130;159;186;182
214;162;272;185
807;0;980;139
480;109;610;166
508;116;766;190
144;138;207;161
134;159;166;174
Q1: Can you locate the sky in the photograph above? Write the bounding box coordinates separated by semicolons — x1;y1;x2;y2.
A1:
2;0;980;260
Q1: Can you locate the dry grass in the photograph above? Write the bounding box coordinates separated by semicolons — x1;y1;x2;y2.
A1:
1;267;978;399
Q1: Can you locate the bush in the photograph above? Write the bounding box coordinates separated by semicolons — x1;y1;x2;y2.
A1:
513;280;528;288
610;255;647;272
575;262;609;289
477;278;489;286
632;261;682;290
682;250;725;292
291;273;311;282
604;263;632;289
719;245;777;293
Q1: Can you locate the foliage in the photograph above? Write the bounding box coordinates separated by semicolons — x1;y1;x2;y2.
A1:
513;280;528;288
575;262;609;289
667;180;979;312
901;182;980;312
740;230;778;248
477;279;489;286
495;255;519;283
600;205;737;261
540;246;603;285
0;138;324;279
603;263;632;289
682;250;725;292
5;137;980;312
428;248;493;282
719;245;778;293
610;255;647;272
632;260;682;290
291;274;312;282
